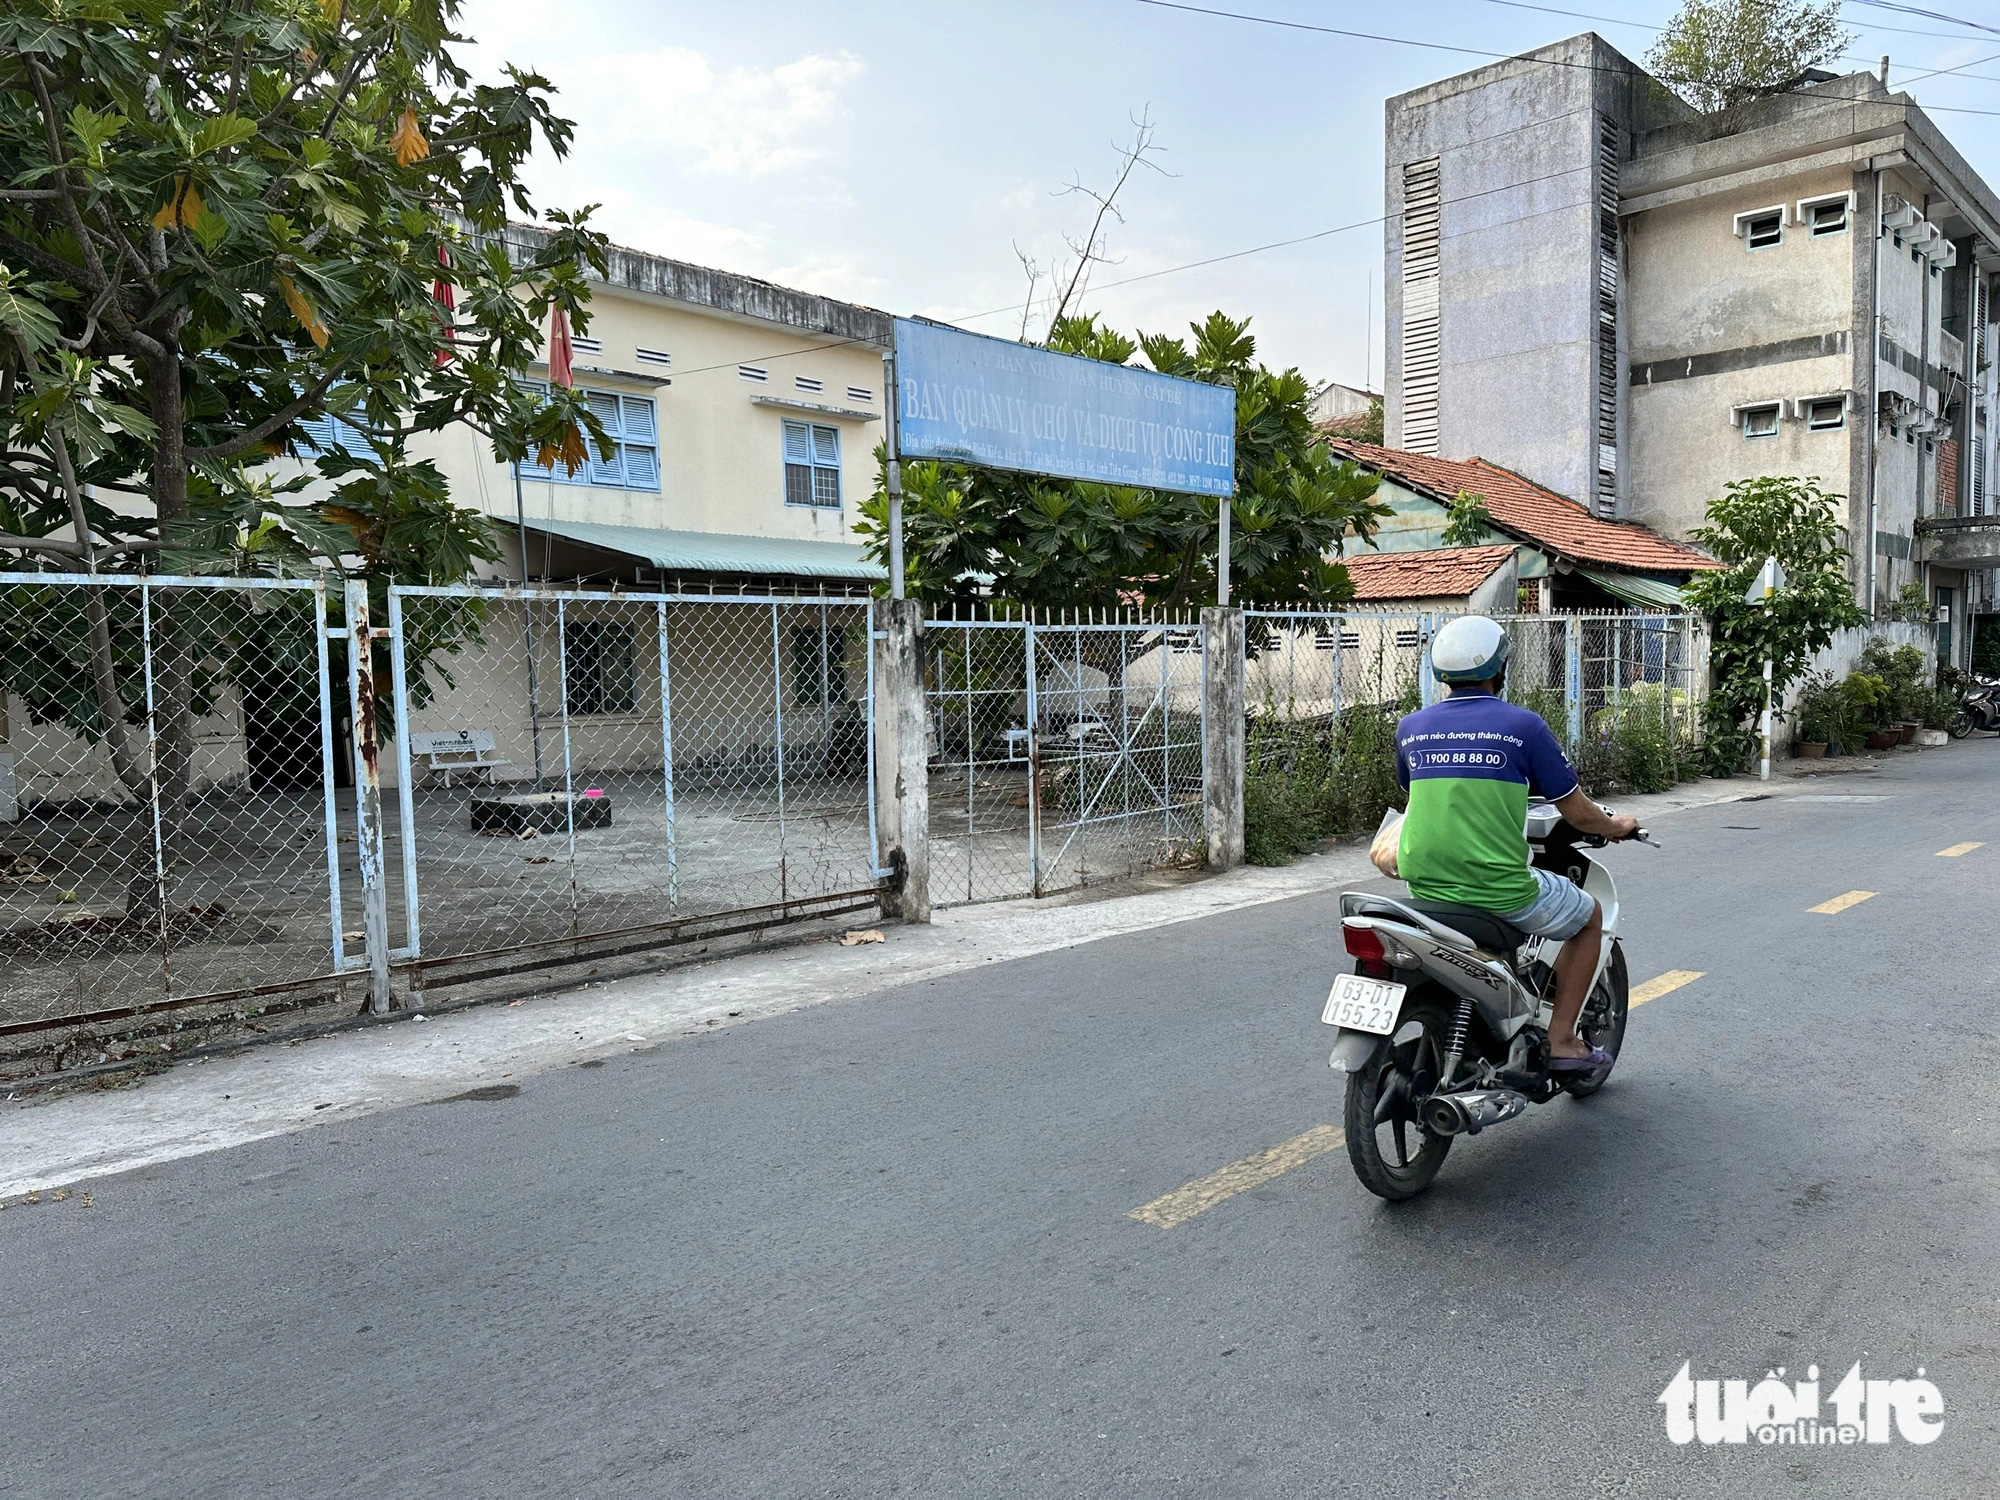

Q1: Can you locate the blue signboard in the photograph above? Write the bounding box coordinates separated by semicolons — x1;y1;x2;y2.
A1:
892;317;1236;496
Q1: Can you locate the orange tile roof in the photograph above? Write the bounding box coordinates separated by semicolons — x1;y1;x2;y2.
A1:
1327;441;1719;573
1340;544;1517;601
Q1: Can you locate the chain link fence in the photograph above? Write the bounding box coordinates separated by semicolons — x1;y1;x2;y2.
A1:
927;610;1206;906
388;588;881;970
0;575;345;1035
1241;610;1707;864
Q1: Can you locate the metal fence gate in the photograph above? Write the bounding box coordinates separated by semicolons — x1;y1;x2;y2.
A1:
0;574;350;1036
385;587;883;973
926;611;1206;906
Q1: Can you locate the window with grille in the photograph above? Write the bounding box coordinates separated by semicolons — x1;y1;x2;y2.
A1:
783;420;842;508
516;382;660;490
296;408;369;458
790;626;850;705
1400;158;1442;455
564;621;637;715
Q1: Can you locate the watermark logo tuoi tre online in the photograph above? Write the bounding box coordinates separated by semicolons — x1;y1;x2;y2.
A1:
1658;1362;1943;1446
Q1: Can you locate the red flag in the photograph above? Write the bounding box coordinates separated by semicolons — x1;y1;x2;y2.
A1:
548;306;574;388
431;244;455;368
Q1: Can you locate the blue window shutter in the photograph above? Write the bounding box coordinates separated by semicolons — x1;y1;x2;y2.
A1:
810;424;839;466
585;391;623;486
624;444;660;490
622;396;657;443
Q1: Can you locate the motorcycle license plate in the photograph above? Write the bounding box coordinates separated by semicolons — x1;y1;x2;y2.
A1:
1321;973;1407;1035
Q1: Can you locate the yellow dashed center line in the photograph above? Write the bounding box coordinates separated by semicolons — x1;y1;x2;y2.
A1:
1809;890;1876;914
1938;842;1984;858
1630;969;1703;1007
1129;1124;1345;1229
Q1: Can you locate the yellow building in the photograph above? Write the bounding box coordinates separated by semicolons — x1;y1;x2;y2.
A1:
302;224;893;592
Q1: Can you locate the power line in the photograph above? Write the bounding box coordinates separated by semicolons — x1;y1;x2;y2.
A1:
1477;0;2000;85
1131;0;2000;117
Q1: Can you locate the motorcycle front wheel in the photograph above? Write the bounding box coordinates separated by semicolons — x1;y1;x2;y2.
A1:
1344;995;1453;1201
1564;941;1629;1099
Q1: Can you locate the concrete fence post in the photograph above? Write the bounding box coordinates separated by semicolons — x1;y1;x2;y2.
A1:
872;598;930;923
345;580;393;1014
1201;606;1245;871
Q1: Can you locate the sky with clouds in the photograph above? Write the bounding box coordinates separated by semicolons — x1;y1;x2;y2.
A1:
457;1;2000;392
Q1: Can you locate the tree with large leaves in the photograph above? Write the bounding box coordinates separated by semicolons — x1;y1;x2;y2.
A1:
0;0;607;916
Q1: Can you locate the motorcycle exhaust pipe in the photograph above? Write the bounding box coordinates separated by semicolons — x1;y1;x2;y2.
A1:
1420;1088;1530;1137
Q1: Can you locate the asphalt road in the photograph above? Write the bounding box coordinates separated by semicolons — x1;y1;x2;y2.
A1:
4;747;1997;1498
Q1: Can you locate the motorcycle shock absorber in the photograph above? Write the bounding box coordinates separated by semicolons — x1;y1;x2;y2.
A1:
1439;994;1475;1088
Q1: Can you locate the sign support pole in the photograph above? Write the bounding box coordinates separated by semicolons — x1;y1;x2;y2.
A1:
1747;555;1783;782
1217;498;1230;607
882;346;905;601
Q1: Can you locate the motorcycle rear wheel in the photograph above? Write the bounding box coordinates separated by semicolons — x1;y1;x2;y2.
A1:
1950;711;1974;740
1563;941;1628;1099
1344;996;1453;1201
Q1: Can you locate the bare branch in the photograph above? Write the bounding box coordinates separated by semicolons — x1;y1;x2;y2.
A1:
1046;108;1172;334
0;532;85;555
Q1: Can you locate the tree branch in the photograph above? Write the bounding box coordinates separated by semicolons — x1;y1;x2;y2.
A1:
184;362;349;459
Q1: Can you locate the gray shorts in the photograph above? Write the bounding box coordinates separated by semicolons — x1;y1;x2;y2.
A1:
1501;866;1598;941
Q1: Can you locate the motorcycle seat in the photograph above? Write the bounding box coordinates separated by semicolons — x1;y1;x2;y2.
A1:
1401;899;1531;955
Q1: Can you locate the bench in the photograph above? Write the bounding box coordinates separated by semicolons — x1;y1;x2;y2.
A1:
410;729;512;787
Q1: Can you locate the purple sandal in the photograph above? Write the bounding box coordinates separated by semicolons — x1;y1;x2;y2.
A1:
1548;1046;1614;1072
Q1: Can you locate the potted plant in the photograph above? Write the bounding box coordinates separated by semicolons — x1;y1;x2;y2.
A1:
1858;639;1927;741
1915;683;1953;747
1791;670;1836;758
1841;671;1897;751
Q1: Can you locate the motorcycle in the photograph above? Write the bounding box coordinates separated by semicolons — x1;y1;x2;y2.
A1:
1949;676;2000;739
1324;805;1653;1201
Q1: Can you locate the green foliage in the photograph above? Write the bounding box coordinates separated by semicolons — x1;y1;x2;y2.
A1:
1971;618;2000;677
1441;491;1495;548
859;312;1391;613
1646;0;1851;113
1683;476;1866;773
0;0;611;575
1839;671;1889;734
1791;669;1839;745
1242;705;1405;865
1351;396;1383;446
1891;581;1933;625
1856;638;1928;721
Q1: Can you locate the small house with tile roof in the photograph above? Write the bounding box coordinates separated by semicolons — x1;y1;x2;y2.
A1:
1327;440;1716;611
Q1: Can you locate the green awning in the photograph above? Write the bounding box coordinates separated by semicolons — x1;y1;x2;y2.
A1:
1577;567;1685;610
522;518;884;582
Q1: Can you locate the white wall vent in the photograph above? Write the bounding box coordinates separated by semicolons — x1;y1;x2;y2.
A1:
1399;157;1442;455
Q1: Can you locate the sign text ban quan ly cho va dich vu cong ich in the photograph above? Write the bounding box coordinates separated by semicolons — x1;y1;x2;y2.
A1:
891;317;1236;497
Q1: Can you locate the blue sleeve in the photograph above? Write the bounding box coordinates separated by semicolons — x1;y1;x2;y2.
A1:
1521;714;1580;801
1393;716;1412;792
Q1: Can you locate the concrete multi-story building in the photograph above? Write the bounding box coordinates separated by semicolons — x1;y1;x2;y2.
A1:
299;225;892;592
1383;33;2000;660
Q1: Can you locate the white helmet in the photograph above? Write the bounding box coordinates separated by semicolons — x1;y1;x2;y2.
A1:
1430;615;1511;685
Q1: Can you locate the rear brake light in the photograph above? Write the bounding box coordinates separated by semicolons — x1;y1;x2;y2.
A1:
1343;923;1386;962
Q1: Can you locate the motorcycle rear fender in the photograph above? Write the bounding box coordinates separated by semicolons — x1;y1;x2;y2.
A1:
1329;1029;1382;1073
1349;914;1538;1037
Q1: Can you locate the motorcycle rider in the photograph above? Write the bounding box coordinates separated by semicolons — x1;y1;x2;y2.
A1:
1394;616;1638;1069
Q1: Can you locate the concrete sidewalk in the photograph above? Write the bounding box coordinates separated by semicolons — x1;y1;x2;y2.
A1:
0;770;1796;1199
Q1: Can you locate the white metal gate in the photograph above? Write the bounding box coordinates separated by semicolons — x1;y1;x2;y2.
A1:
926;611;1206;906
